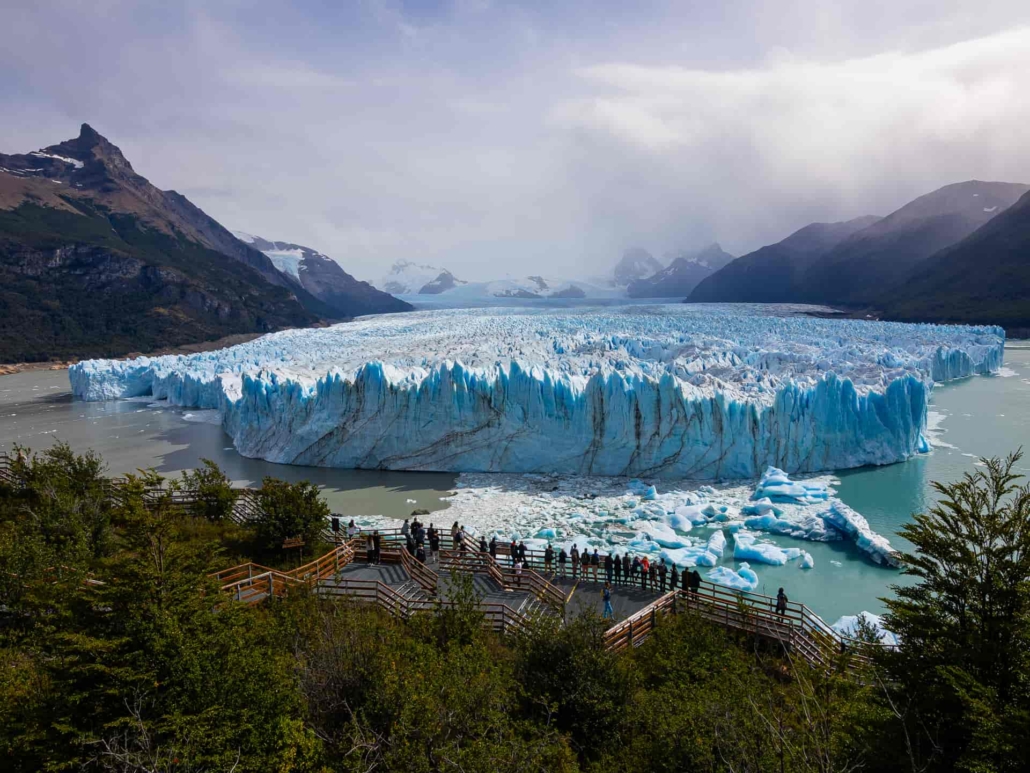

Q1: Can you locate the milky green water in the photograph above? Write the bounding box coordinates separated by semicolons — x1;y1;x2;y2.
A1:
1;347;1027;622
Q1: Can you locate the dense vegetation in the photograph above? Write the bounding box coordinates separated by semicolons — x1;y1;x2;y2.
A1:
0;202;318;363
2;443;1029;772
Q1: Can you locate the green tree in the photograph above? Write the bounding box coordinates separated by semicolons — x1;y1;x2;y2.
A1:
254;478;329;554
176;459;237;522
880;450;1030;772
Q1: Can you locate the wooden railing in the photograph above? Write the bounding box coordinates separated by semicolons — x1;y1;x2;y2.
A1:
438;544;566;612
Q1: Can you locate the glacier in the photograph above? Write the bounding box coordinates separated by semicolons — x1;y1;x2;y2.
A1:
68;305;1004;479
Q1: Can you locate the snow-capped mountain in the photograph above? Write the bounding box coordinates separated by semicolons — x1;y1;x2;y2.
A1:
612;248;663;286
376;260;466;295
235;232;411;318
627;244;735;298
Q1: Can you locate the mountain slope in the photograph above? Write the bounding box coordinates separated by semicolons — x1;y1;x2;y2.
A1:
688;217;880;303
235;232;411;317
376;260;466;295
627;244;734;298
0;125;322;362
879;189;1030;330
795;181;1029;304
613;248;662;286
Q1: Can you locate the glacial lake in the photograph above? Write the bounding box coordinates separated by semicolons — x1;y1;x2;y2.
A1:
1;345;1027;623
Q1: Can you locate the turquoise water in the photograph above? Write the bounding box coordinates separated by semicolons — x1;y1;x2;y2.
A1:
742;346;1030;621
1;347;1027;623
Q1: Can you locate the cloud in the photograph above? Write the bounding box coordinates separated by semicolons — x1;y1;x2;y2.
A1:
1;2;1030;281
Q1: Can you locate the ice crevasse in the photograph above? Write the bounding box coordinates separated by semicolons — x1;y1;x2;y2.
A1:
68;306;1005;480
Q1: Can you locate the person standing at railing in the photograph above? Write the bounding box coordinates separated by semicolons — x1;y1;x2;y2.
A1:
509;539;518;568
681;565;690;592
457;525;467;554
544;543;554;574
479;535;488;553
776;588;788;616
603;552;613;584
658;559;668;593
622;554;631;586
416;544;426;564
514;558;523;587
648;559;657;592
631;555;641;586
689;569;701;594
347;519;358;540
570;545;580;578
589;549;599;581
581;549;591;581
373;530;382;565
602;582;614;620
451;522;460;550
670;564;678;593
401;519;410;541
518;541;527;566
612;553;621;585
366;533;375;564
428;525;440;563
489;535;497;559
415;523;425;551
558;547;568;577
640;556;650;590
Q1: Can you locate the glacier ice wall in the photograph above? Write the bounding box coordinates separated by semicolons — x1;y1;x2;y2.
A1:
68;305;1005;479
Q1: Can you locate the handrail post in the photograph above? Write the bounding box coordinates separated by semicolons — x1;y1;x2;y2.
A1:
267;573;274;601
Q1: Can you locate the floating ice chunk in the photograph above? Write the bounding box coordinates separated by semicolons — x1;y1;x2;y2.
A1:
831;611;899;646
743;512;835;541
675;504;710;526
733;532;802;566
535;527;558;539
741;497;784;517
752;467;830;504
799;552;814;569
708;562;759;591
643;485;658;501
635;522;691;548
706;530;726;557
819;500;900;567
665;511;695;533
661;546;709;567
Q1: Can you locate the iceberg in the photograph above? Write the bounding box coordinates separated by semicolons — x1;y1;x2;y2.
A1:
732;532;802;566
69;305;1004;479
831;611;899;646
799;552;815;570
819;500;901;567
752;467;829;504
708;562;760;591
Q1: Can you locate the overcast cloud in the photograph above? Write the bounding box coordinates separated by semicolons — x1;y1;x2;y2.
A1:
2;0;1030;280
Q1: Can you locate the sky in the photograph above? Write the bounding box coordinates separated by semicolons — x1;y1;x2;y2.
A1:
3;0;1030;282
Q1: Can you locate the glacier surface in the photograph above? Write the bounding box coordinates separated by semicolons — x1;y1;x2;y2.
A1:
69;305;1004;479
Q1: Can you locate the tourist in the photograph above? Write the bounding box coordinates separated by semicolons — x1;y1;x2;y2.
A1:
622;554;631;585
415;523;425;548
347;519;358;540
611;553;620;585
590;549;600;581
639;556;649;589
509;539;518;567
604;552;613;584
690;569;702;594
631;555;641;585
518;541;528;565
479;535;488;553
581;549;591;581
372;530;382;565
602;582;614;620
489;535;498;559
457;525;467;554
776;587;789;616
658;559;668;593
670;564;679;592
514;559;523;587
451;521;460;550
570;544;580;578
558;547;568;577
401;518;410;539
681;565;690;592
366;532;375;564
416;544;426;564
647;559;657;591
544;543;554;574
428;525;440;562
406;532;416;556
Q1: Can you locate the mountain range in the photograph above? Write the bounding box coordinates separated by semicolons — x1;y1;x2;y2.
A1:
0;125;408;362
626;243;735;298
689;180;1030;331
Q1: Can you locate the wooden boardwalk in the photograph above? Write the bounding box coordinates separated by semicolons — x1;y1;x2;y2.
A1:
2;452;877;670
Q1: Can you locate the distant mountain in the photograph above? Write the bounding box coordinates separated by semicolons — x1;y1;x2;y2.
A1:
795;181;1030;305
0;124;325;362
377;260;466;295
234;232;410;317
627;243;735;298
879;189;1030;330
613;248;663;286
689;217;881;303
